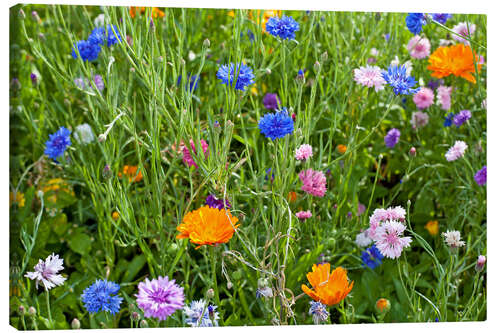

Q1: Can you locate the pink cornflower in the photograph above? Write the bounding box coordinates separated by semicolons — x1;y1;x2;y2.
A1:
374;220;412;259
299;169;327;197
407;35;431;59
442;230;466;248
136;276;185;321
411;111;429;129
296;210;312;220
353;65;386;91
182;139;209;168
445;141;467;161
295;144;313;161
368;206;406;240
451;22;476;45
413;87;434;109
436;86;452;110
24;253;66;290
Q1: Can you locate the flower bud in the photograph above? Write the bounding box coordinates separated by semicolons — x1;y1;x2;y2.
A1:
98;133;107;142
18;305;26;316
19;9;26;19
475;255;486;272
375;298;391;315
139;320;148;328
409;147;416;156
203;38;211;48
31;11;41;23
30;73;38;86
10;78;21;91
71;318;80;329
206;288;215;299
321;51;328;62
265;68;272;75
102;164;112;179
131;312;140;321
38;33;45;40
314;61;321;72
112;211;120;221
28;306;36;316
227;281;233;290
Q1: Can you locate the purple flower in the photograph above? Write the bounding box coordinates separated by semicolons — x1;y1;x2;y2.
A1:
136;276;184;321
452;110;472;128
474;166;486;186
432;13;452;24
262;93;281;110
30;73;38;86
385;128;400;148
206;194;231;210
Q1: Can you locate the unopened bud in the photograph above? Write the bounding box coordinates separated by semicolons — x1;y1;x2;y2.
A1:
321;51;328;61
19;9;26;19
375;298;391;314
206;288;215;299
227;281;233;290
98;133;106;142
31;11;41;23
37;190;44;199
30;73;37;86
409;147;416;156
71;318;80;329
28;306;36;316
18;305;26;316
102;164;112;179
475;255;486;272
203;38;210;48
265;68;272;75
131;312;139;321
10;78;21;91
314;61;320;72
38;33;45;40
140;320;148;328
180;58;185;66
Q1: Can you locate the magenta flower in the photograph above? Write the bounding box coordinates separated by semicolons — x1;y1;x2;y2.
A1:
299;169;327;197
407;35;431;59
436;86;452;110
296;210;312;220
136;276;185;321
353;65;386;91
374;220;412;259
412;87;434;109
445;141;467;161
24;253;66;290
182;139;209;168
295;144;313;161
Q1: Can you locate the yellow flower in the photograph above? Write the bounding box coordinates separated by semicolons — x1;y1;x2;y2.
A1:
425;220;439;236
41;178;75;204
249;10;282;31
10;191;25;208
250;86;259;96
112;211;120;221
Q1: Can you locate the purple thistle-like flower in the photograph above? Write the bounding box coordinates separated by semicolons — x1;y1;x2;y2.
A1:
135;276;184;321
262;93;281;110
206;194;231;210
385;128;400;148
474;166;486;186
452;110;472;128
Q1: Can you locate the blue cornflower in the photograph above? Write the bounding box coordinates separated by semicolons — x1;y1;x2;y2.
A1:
216;62;255;91
177;73;200;92
432;13;452;24
309;301;329;324
106;25;122;46
44;126;71;161
265;168;274;182
183;299;219;327
384;33;390;42
443;113;454;127
258;108;294;140
405;13;427;35
88;27;106;45
361;245;384;269
266;15;299;40
384;128;400;148
382;65;420;95
89;25;121;47
81;279;123;315
71;40;101;61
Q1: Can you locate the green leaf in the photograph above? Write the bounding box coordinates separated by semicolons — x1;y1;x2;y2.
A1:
67;232;92;256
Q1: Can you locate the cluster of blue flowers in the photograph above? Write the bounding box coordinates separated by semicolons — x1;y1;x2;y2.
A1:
72;24;121;61
81;279;123;315
44;126;72;161
258;107;295;140
406;12;452;34
216;62;255;91
266;15;300;40
361;245;384;269
382;65;420;96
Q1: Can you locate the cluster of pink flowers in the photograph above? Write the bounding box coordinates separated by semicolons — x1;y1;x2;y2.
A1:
407;35;431;59
366;207;411;259
445;141;468;161
353;65;386;91
413;87;434;109
299;169;327;197
436;86;452;110
296;210;312;220
295;144;313;161
182;139;209;168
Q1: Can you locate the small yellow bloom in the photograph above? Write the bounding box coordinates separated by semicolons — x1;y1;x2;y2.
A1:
249;10;282;31
227;10;235;17
112;211;120;221
425;220;439;236
10;191;25;208
41;178;75;204
250;86;259;96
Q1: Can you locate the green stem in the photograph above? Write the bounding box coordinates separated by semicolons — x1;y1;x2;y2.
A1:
46;290;53;329
210;246;220;306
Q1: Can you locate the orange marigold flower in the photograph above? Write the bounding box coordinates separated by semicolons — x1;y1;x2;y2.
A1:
287;191;298;203
118;165;143;183
112;211;120;221
176;205;240;249
427;44;482;83
424;220;439;236
337;144;347;154
129;7;165;19
301;263;354;306
249;10;282;31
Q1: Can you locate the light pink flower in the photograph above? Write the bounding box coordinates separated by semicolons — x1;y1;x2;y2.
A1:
411;111;429;129
368;206;406;240
476;255;486;272
299;169;327;197
436;86;452;110
374;220;412;259
296;210;312;220
445;141;467;161
452;22;476;45
357;203;366;216
407;35;431;59
413;87;434;109
295;144;313;161
24;253;66;290
442;230;466;248
353;65;386;91
182;139;209;168
355;229;372;247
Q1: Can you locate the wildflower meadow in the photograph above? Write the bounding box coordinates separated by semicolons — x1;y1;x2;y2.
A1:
9;4;487;329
